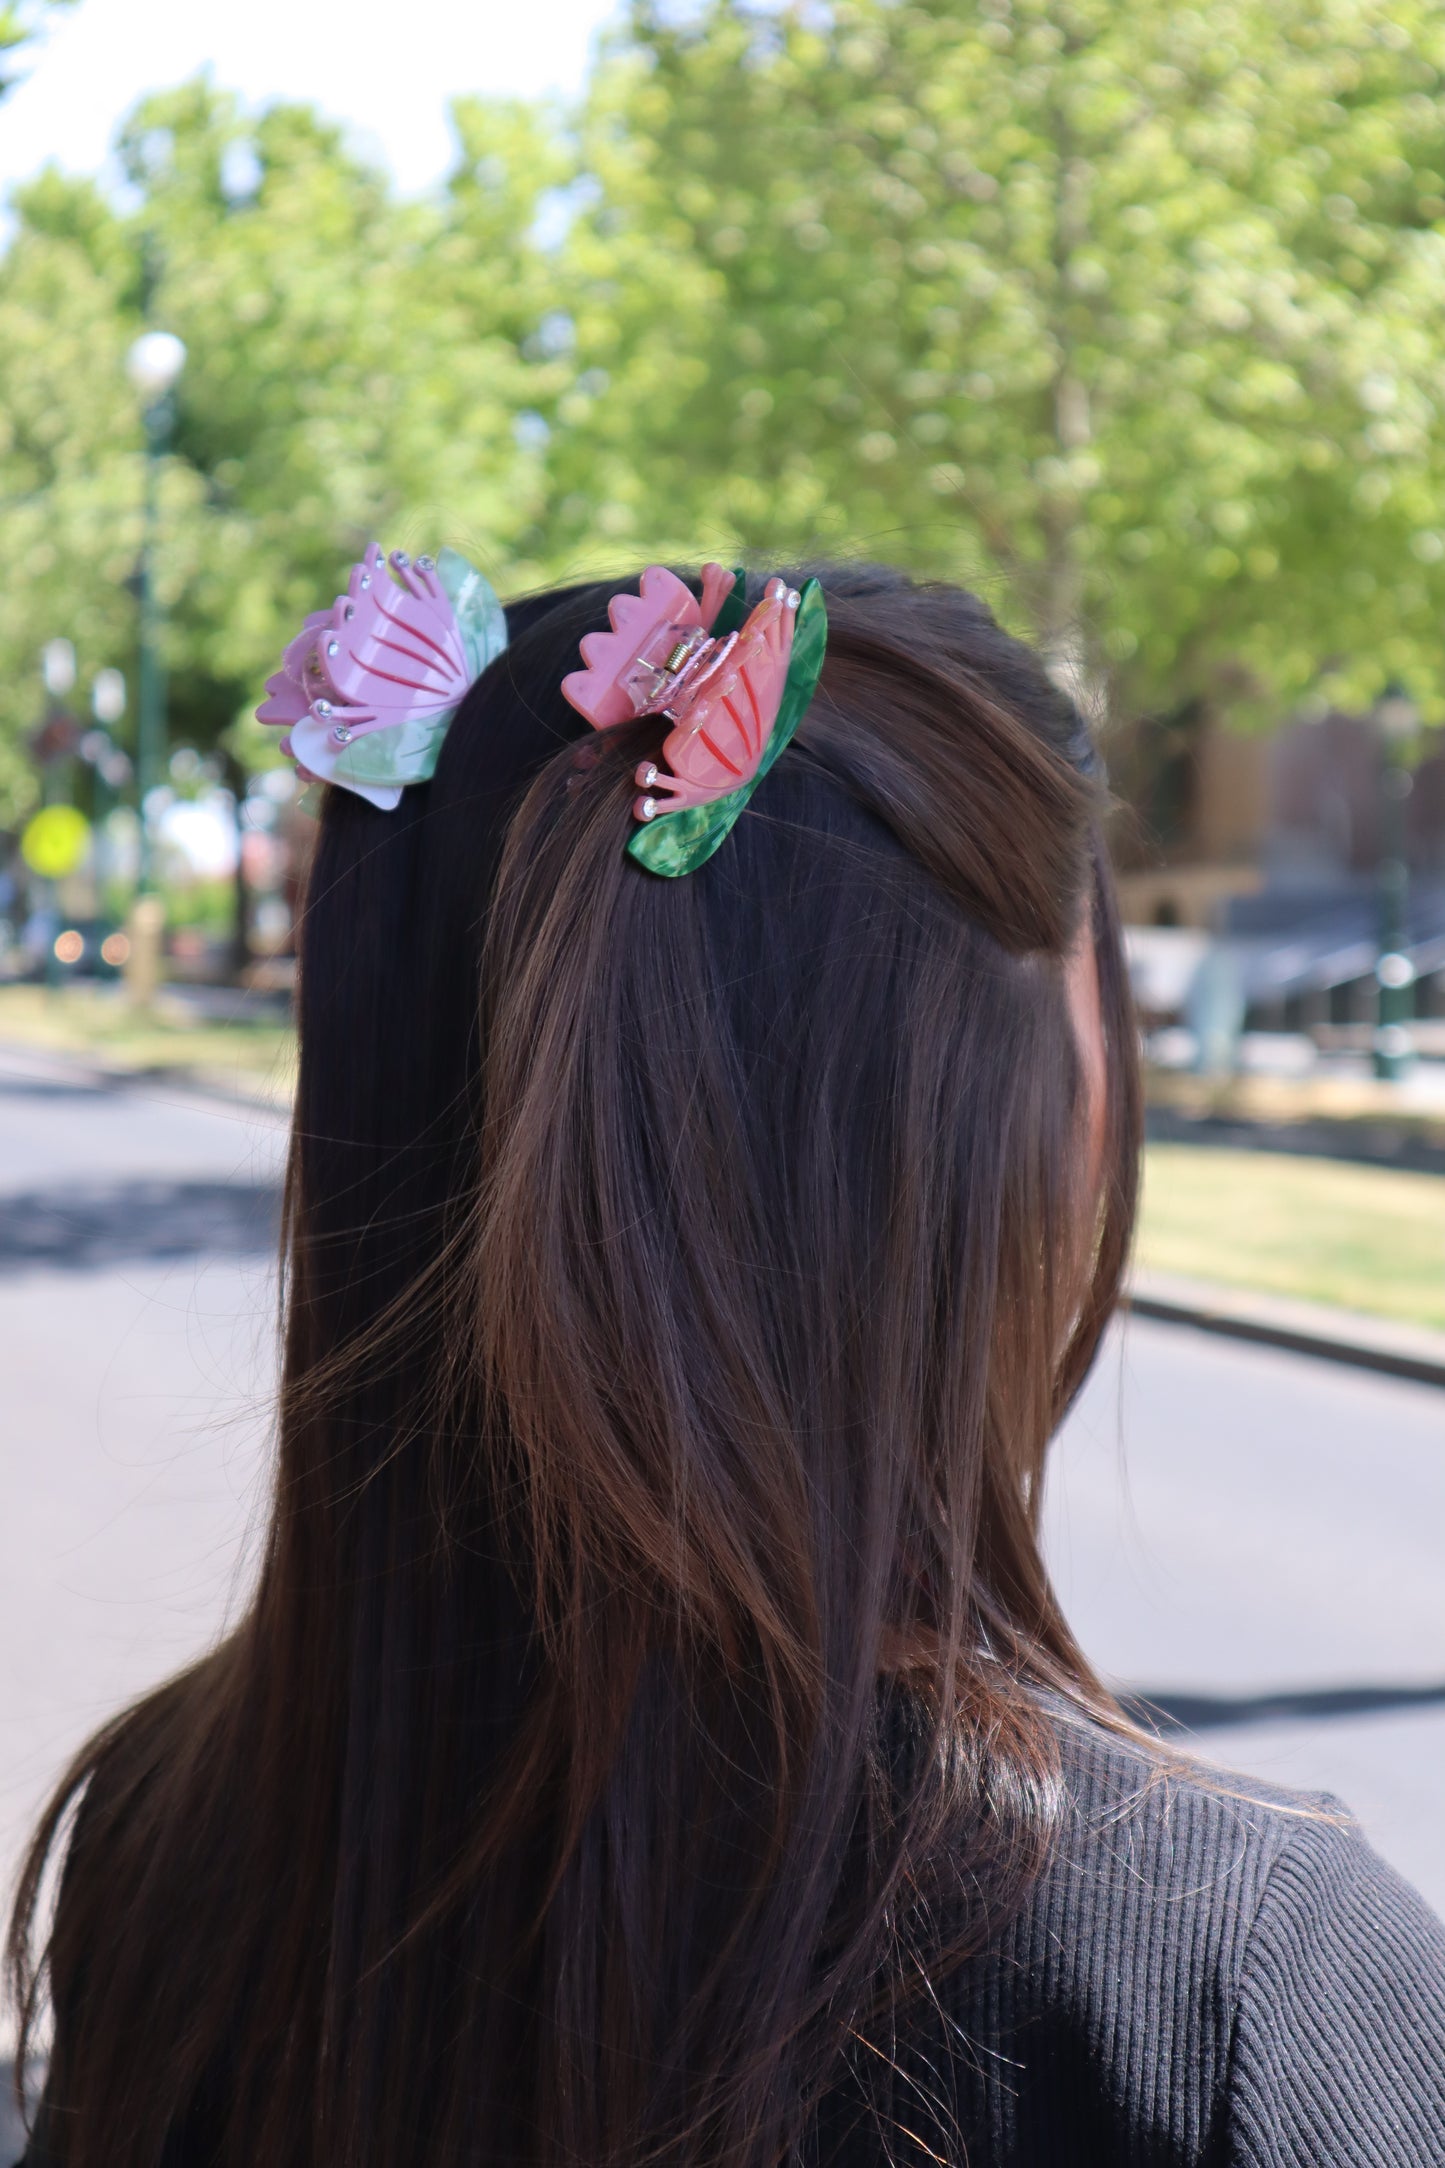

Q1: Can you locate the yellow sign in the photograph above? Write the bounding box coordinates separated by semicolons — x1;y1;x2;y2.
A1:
20;804;91;879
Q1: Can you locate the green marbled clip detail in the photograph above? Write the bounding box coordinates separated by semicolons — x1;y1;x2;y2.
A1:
709;565;750;639
626;578;828;880
441;545;510;683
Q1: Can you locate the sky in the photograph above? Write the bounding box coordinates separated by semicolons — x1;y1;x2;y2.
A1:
0;0;624;207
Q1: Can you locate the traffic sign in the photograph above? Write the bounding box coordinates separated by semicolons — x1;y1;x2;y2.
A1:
20;804;92;879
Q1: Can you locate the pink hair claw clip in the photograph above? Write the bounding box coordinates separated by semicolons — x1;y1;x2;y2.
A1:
561;563;828;878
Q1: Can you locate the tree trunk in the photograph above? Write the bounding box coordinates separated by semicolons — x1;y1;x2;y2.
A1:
222;750;250;985
1041;53;1096;706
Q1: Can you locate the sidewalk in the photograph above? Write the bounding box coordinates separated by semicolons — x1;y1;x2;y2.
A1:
1129;1268;1445;1390
0;986;294;1114
0;2062;35;2162
1147;1064;1445;1162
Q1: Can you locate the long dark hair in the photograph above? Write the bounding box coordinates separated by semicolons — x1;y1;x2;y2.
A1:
9;562;1141;2167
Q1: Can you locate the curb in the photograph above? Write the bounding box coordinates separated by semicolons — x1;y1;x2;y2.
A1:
1144;1102;1445;1176
0;1040;290;1121
1127;1270;1445;1390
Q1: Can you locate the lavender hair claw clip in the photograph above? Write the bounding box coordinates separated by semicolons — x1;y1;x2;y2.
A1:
257;544;507;809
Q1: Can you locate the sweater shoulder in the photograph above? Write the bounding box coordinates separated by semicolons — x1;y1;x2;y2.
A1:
1048;1707;1335;1894
912;1714;1362;2165
1224;1791;1445;2165
1034;1710;1342;1983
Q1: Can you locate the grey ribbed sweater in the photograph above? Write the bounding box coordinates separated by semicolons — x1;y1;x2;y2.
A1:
855;1717;1445;2165
14;1719;1445;2165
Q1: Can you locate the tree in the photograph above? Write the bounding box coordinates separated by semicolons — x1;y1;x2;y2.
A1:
560;0;1445;726
0;80;567;823
0;169;139;819
7;2;1445;833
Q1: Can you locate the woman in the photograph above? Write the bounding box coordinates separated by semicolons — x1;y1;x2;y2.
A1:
9;557;1445;2167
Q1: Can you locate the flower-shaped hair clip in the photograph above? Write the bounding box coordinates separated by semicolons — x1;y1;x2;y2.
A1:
561;562;828;877
257;544;507;809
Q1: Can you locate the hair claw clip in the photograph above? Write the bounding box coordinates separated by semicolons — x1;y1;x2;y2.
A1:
257;544;507;809
560;563;737;728
561;565;828;878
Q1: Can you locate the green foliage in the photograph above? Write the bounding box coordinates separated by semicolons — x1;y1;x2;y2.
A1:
562;0;1445;721
0;169;139;818
0;82;565;819
5;1;1445;827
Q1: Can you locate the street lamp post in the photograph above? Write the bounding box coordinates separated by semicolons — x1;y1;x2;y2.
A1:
1372;681;1417;1083
126;328;186;894
39;637;77;806
82;668;131;902
36;638;79;989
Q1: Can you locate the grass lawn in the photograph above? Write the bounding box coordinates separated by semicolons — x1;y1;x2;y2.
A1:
1138;1144;1445;1332
0;982;296;1100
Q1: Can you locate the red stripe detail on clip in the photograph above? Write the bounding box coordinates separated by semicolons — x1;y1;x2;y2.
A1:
375;632;448;677
741;675;763;753
375;591;461;668
698;728;743;777
722;695;754;759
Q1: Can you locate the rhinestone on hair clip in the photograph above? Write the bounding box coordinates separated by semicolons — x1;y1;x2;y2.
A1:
561;563;828;877
257;544;507;810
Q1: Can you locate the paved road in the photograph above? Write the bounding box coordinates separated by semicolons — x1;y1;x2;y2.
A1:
1047;1322;1445;1909
1;1042;1442;1963
0;1047;285;1961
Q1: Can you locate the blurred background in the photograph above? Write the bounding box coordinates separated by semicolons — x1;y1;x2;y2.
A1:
1;0;1443;2123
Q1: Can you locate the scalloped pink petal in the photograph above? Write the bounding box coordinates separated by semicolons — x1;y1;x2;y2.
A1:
699;562;735;625
256;667;310;729
561;562;735;729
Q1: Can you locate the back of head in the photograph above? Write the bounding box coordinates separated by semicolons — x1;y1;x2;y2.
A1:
11;563;1140;2168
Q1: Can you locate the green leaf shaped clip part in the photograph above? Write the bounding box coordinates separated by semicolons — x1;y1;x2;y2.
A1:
626;578;828;880
708;565;751;638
